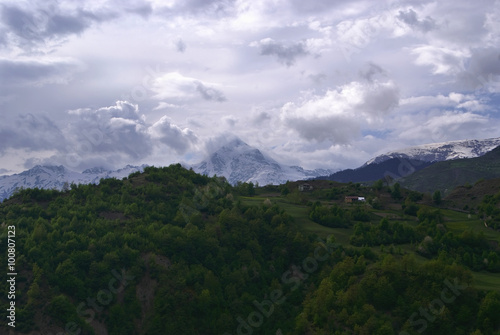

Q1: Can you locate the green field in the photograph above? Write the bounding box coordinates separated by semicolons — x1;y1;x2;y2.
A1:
241;190;500;292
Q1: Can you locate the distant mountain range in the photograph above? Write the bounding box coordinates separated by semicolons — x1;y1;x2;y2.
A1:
365;137;500;165
192;138;334;185
0;165;146;202
316;137;500;183
1;136;499;201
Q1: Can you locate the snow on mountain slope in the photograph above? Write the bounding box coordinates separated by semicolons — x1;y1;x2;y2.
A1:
365;137;500;166
0;165;145;202
192;138;333;185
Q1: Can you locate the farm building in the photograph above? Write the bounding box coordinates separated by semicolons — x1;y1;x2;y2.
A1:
298;183;313;191
345;196;366;203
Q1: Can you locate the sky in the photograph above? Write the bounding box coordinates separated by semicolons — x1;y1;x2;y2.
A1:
0;0;499;175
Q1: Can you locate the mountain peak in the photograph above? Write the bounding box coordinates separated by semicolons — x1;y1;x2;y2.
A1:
193;138;333;185
224;137;248;148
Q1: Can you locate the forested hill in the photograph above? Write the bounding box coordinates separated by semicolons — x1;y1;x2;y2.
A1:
1;165;500;335
399;145;500;195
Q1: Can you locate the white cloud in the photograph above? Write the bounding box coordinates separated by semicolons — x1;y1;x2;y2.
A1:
411;45;469;75
149;115;198;154
281;78;399;143
1;0;500;174
397;111;495;143
152;71;226;102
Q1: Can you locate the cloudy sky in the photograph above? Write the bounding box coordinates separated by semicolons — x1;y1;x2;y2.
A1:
1;0;499;174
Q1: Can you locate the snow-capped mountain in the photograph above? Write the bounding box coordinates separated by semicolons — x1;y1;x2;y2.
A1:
365;137;500;166
0;164;146;202
192;138;333;185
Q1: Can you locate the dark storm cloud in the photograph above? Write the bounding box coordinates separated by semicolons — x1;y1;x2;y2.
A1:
176;39;186;52
124;2;153;18
252;111;272;125
0;2;151;51
255;38;309;66
457;48;500;91
157;0;236;18
359;63;386;82
195;81;227;102
289;0;344;13
308;73;327;85
0;113;65;153
1;4;100;44
0;58;82;86
397;8;436;32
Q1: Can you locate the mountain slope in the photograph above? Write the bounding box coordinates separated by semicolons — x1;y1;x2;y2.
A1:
0;164;145;202
192;138;333;185
366;137;500;165
399;145;500;195
316;157;434;183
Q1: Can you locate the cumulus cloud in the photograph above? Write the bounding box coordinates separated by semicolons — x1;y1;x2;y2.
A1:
281;77;399;143
149;116;198;154
152;72;226;102
252;38;309;66
0;100;204;170
65;101;151;163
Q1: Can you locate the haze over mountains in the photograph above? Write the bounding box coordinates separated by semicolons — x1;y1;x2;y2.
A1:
1;136;499;202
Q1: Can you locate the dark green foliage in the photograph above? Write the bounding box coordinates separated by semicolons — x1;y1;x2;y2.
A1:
309;201;351;228
350;218;417;246
433;190;442;205
1;165;500;335
391;182;402;200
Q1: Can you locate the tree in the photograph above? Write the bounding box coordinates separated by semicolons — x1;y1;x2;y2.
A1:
433;190;442;205
373;179;384;191
391;183;402;200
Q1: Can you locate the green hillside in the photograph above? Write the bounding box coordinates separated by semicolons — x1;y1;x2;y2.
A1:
1;166;500;335
399;145;500;196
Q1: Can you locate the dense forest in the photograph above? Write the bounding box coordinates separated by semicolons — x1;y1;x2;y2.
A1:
1;165;500;334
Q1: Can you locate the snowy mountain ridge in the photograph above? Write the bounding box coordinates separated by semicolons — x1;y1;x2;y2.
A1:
0;164;146;202
365;137;500;166
2;136;499;201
